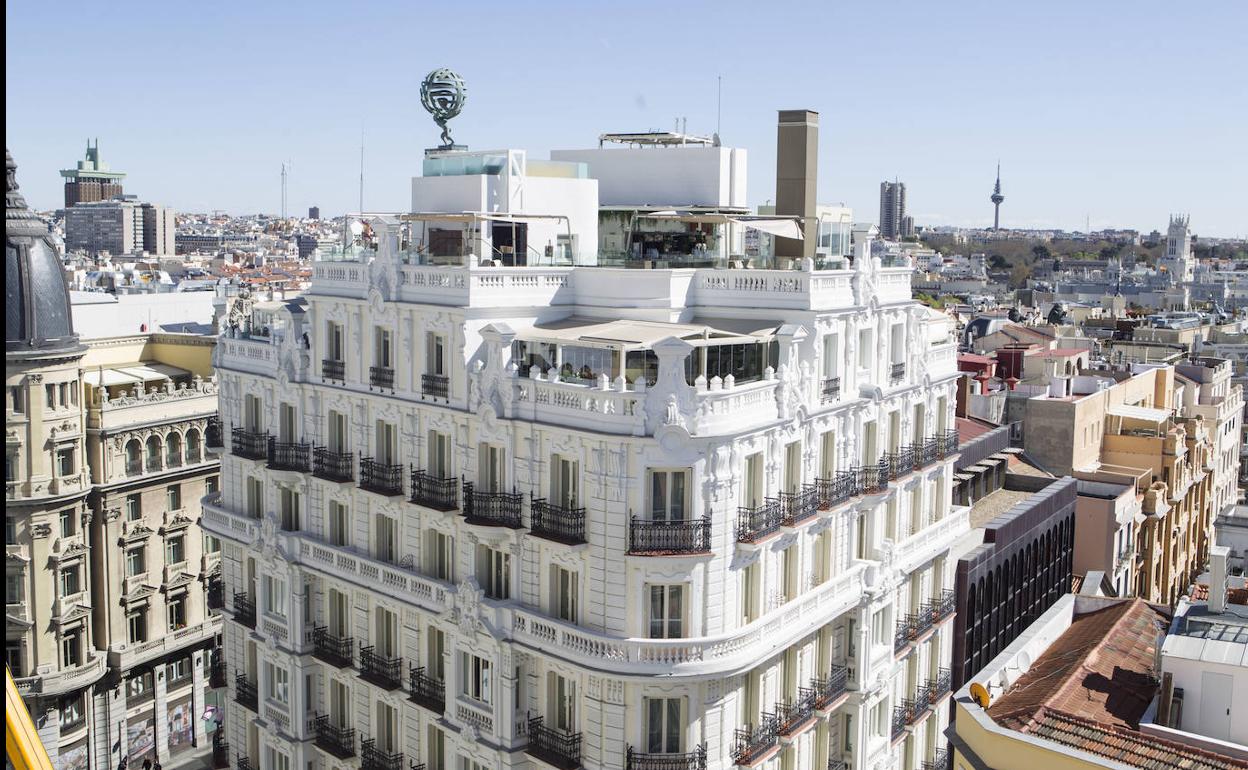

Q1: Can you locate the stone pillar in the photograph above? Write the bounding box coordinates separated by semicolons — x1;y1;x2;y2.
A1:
154;663;170;761
192;648;208;749
585;677;627;770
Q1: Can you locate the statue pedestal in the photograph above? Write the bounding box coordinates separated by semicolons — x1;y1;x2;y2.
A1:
425;144;467;155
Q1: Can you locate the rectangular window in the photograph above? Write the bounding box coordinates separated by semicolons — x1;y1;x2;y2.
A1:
5;517;14;544
46;384;56;409
547;672;578;732
167;657;192;685
375;514;397;563
782;545;799;602
426;726;446;770
59;565;80;597
426;626;446;681
479;444;505;492
278;403;297;443
8;386;23;414
128;608;148;644
374;327;393;369
551;454;580;509
204;534;221;554
244;394;262;432
476;545;510;600
823;333;840;378
328;501;350;547
648;469;688;522
125;494;141;521
644;697;682;753
425;530;454;582
743;453;763;509
280;487;300;531
206;476;219;496
427;332;446;376
265;661;290;705
858;329;871;370
246;477;264;518
6;574;22;604
263;575;288;619
428;431;451;478
165;484;181;511
374;607;398;658
648;584;685;639
328;411;348;453
741;562;760;624
551;565;578;623
375;420;397;465
59;509;75;538
167;596;187;630
460;653;491;704
165;534;185;565
126;546;146;577
871;608;887;647
326;321;344;362
56;448;75;477
126;670;154;701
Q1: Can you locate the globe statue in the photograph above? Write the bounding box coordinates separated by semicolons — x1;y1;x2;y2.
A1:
420;68;467;147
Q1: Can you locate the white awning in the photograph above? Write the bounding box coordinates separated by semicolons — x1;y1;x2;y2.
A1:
736;217;803;241
1107;404;1171;423
637;212;804;240
83;369;142;387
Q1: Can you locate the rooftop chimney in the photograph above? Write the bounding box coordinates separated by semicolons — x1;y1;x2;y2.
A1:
775;110;818;261
1209;545;1229;614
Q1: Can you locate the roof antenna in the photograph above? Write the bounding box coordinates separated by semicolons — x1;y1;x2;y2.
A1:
359;126;365;216
716;75;722;140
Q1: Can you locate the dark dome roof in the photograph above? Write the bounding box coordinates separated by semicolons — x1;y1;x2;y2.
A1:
6;149;80;355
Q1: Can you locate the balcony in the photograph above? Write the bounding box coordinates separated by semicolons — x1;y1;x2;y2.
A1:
827;762;847;770
234;673;257;712
626;745;707;770
820;376;841;403
855;460;888;495
314;715;356;759
921;748;950;770
268;438;311;472
937;429;959;457
885;447;916;481
776;688;817;736
815;471;856;510
422;373;449;400
322;358;345;383
891;703;908;741
812;665;848;709
931;589;956;622
314;448;354;482
737;499;783;544
908;685;932;724
207;579;224;610
889;362;906;385
407;666;445;713
360;457;404;496
359;646;402;690
731;715;778;765
914;437;940;468
232;592;256;629
209;657;226;689
463;483;523;528
369;366;395;392
628;515;712;555
231;428;268;461
925;668;952;702
361;739;404;770
527;716;582;770
237;754;251;770
410;469;458;510
530;498;587;545
780;484;819;526
206;416;223;448
312;627;354;668
212;733;229;769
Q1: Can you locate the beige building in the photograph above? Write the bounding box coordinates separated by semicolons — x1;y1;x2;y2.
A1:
6;150;222;770
1023;363;1236;605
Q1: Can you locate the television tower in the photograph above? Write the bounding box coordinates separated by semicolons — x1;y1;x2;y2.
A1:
990;162;1004;230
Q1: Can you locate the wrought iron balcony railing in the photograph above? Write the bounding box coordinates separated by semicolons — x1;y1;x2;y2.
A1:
731;714;778;765
527;716;583;770
812;665;849;708
361;739;403;770
626;746;707;770
531;498;587;545
232;592;256;629
314;714;356;759
410;470;458;511
322;358;345;383
628;515;712;555
737;499;783;544
422;373;449;400
369;366;395;392
921;748;950;770
462;482;523;528
206;416;223;448
359;646;402;690
926;668;952;701
815;471;856;509
780;484;819;526
268;438;311;472
855;460;889;495
821;376;841;403
212;733;229;769
231;427;269;461
891;704;908;740
916;437;940;468
360;457;404;496
890;362;906;384
408;666;445;713
209;657;226;689
937;429;960;457
885;447;916;481
934;588;956;620
234;673;257;712
776;687;817;735
207;579;224;610
312;626;354;668
827;761;847;770
237;754;252;770
908;686;932;724
313;447;354;483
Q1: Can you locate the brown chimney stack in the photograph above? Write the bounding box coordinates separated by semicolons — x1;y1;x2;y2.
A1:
775;109;819;261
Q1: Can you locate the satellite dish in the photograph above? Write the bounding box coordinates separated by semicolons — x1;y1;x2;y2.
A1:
1016;651;1032;673
970;682;991;709
349;220;365;237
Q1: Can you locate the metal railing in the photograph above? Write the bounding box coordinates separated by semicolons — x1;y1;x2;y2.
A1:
933;589;955;621
359;646;402;690
731;714;778;765
422;373;449;400
361;739;404;770
815;471;856;509
314;447;354;483
891;704;908;740
237;754;251;770
821;376;841;403
628;515;712;555
737;499;783;543
207;579;224;610
527;716;583;770
856;460;889;495
212;733;229;769
231;427;268;461
885;447;916;481
890;362;906;384
921;748;950;770
360;457;404;496
776;687;817;735
780;484;819;526
462;482;523;528
232;592;255;629
369;366;395;392
926;668;952;701
209;657;226;689
531;498;587;545
312;626;354;668
938;428;960;457
206;416;223;448
268;438;311;472
322;359;345;383
915;437;940;468
314;714;356;758
812;665;849;708
234;673;257;712
410;470;458;511
908;686;932;723
626;745;707;770
408;666;445;713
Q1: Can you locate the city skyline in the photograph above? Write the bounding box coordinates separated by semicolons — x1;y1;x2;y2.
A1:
6;0;1247;237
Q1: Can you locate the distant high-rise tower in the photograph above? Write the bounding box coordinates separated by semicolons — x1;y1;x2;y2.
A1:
308;205;320;220
1159;214;1194;284
59;139;125;208
879;180;906;239
990;163;1004;230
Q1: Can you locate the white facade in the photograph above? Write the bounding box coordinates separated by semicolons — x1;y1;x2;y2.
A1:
1159;214;1195;285
205;147;964;770
550;146;746;209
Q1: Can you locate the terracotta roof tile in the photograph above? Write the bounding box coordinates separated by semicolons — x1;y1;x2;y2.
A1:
1190;583;1248;605
1071;574;1085;593
1024;709;1248;770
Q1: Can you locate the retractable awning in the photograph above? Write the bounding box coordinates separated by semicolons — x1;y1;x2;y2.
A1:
1107;404;1171;423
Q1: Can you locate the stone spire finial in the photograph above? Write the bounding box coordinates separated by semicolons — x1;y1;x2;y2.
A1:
7;149;41;232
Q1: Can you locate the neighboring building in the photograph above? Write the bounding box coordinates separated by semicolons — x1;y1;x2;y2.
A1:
1176;356;1243;533
204;133;967;770
1159;214;1195;285
1073;477;1142;598
950;593;1245;769
65;200;176;257
879;181;906;240
60;140;125;208
309;206;320;220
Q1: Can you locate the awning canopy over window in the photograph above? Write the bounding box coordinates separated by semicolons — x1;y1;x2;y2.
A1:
1107;404;1171;424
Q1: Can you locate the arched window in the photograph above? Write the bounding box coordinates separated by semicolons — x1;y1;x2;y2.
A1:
166;432;183;468
145;435;163;472
125;439;142;476
186;429;202;464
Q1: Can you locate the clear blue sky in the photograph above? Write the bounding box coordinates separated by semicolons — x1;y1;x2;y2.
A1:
7;0;1247;237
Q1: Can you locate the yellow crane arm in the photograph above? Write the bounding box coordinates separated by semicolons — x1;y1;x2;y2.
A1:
6;665;54;770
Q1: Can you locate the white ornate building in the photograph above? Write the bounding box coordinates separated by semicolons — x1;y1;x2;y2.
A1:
204;143;967;770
